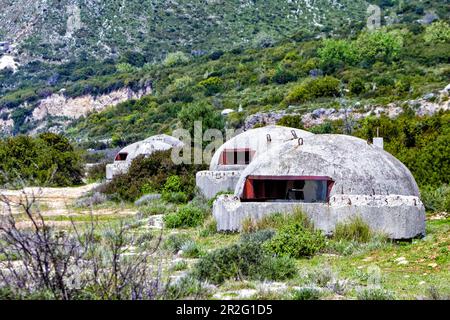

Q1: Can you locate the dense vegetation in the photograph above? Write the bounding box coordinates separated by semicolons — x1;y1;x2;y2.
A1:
100;150;206;202
0;133;84;187
67;21;450;147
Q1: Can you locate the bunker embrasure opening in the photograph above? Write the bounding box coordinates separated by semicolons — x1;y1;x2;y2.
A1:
241;175;334;203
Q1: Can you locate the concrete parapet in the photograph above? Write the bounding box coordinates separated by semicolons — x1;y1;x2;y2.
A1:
213;194;426;239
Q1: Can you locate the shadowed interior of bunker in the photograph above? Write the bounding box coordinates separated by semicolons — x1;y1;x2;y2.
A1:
241;176;334;203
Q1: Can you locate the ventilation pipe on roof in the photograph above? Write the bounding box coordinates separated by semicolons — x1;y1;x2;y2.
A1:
373;127;384;150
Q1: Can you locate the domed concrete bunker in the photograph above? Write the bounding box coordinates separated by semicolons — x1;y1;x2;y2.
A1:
213;134;426;239
196;125;314;199
106;134;183;180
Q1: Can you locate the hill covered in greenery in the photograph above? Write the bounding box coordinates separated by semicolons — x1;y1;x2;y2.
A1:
67;21;450;145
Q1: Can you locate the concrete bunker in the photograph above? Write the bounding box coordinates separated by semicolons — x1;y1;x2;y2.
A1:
213;134;426;239
196;125;314;199
241;176;334;203
106;134;183;180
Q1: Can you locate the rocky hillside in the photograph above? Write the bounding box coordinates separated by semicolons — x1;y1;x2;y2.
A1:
1;0;369;64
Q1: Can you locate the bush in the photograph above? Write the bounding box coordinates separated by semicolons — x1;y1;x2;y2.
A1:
291;287;322;300
240;229;275;245
75;192;108;208
162;191;189;204
318;38;356;72
192;241;296;284
271;67;297;84
86;163;107;182
277;115;304;129
198;77;223;96
424;21;450;44
164;204;207;229
284;76;340;105
166;275;211;300
178;102;225;136
137;200;170;217
180;241;203;258
420;185;450;213
357;287;395;300
163;51;190;67
333;217;373;243
0;133;84;187
349;78;366;96
101;150;201;202
163;234;192;253
264;222;326;258
242;210;313;233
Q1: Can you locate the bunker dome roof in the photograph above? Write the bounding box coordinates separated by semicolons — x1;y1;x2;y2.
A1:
115;134;183;162
210;125;314;171
234;134;420;198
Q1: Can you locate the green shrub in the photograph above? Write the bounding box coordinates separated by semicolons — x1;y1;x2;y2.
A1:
178;102;225;136
240;229;275;245
199;217;218;237
291;287;322;300
424;21;450;44
420;185;450;213
318;38;357;72
192;241;296;284
198;77;223;96
333;217;373;243
264;222;326;258
163;51;190;67
242;210;313;233
101;150;201;202
181;241;203;258
170;260;188;272
349;78;366;96
138;200;171;217
164;204;207;229
271;67;297;84
0;133;84;187
86;163;107;182
163;175;183;193
357;288;395;300
284;76;340;105
163;233;192;253
166;275;210;300
277;115;304;129
162;191;189;204
258;256;298;281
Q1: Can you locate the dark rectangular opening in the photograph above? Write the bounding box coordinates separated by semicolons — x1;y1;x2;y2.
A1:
242;176;334;203
115;153;128;161
220;149;255;165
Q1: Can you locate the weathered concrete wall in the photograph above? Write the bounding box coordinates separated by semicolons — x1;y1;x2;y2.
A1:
196;171;241;199
213;194;426;239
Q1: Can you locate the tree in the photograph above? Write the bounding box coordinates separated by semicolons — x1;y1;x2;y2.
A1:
0;133;84;187
424;21;450;44
178;102;224;136
318;39;357;72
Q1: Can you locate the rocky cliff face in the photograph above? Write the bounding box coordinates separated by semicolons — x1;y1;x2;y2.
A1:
244;85;450;130
0;84;152;135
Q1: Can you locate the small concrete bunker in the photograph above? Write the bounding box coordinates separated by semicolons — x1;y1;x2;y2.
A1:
106;134;183;180
213;134;426;239
196;125;314;199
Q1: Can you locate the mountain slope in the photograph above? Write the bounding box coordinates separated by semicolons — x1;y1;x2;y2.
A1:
0;0;369;63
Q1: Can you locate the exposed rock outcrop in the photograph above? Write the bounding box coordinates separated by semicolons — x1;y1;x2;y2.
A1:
244;85;450;130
